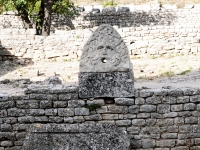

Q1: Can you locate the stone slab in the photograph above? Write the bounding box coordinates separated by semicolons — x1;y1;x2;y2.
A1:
79;71;134;98
23;124;130;150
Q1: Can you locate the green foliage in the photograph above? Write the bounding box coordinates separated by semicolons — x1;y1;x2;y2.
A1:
52;0;79;18
84;104;101;112
178;69;191;75
103;0;116;7
0;0;15;12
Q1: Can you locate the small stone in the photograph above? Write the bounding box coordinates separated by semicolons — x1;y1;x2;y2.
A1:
140;105;156;112
184;103;196;110
115;120;131;126
43;76;62;85
142;139;155;148
58;108;74;117
114;98;134;105
75;108;90;116
1;141;13;147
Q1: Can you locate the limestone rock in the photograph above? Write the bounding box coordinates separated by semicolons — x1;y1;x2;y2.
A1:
23;124;130;150
79;24;134;98
43;76;62;85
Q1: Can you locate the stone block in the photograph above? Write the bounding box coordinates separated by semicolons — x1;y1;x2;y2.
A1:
139;89;154;98
75;108;89;116
129;105;139;113
23;124;130;150
16;100;39;109
1;124;12;132
130;139;141;149
135;97;145;105
162;96;176;104
114;98;134;105
185;117;198;124
115;120;131;126
45;109;58;116
174;117;184;125
171;104;183;112
183;88;199;96
157;104;170;114
142;139;155;148
68;100;85;108
193;125;200;133
140;105;156;112
7;108;25;117
132;119;145;126
177;96;189;103
40;100;52;108
0;132;16;140
79;72;134;98
1;141;13;147
73;116;85;123
34;116;48;122
86;99;105;106
146;96;162;104
137;113;150;118
84;114;102;121
108;106;128;113
171;146;189;150
161;133;177;139
102;114;118;120
63;117;73;123
163;112;178;118
18;116;34;123
179;125;193;133
96;106;108;114
58;108;74;117
53;101;68;108
16;132;26;140
184;103;196;110
190;95;200;102
28;109;45;116
156;139;175;148
0;101;15;109
49;116;64;123
0;109;7;117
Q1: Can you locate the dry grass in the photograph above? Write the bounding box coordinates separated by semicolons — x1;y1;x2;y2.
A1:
73;0;200;6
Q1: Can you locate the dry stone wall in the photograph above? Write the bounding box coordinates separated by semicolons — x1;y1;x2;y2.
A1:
1;85;200;149
0;4;200;62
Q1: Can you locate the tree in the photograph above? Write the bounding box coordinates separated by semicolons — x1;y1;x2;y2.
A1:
0;0;78;36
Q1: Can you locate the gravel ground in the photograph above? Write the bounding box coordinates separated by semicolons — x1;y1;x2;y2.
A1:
1;54;200;94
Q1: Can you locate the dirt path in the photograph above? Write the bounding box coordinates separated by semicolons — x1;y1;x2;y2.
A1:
0;54;200;94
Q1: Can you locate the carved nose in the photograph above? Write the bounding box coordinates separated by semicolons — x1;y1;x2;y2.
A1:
102;48;107;55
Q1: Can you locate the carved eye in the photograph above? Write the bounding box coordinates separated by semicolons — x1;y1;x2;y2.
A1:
97;46;104;50
106;46;113;50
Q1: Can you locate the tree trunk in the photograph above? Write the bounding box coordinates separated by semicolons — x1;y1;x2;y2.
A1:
41;0;53;36
36;1;44;35
20;10;32;29
15;6;32;29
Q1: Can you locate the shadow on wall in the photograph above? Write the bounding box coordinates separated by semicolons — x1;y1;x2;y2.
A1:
0;40;33;79
83;9;177;28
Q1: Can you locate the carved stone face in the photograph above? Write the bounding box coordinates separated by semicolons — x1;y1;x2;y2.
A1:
90;39;120;72
80;24;132;72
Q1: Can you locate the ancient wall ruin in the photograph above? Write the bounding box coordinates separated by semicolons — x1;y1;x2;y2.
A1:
0;86;200;149
0;4;200;63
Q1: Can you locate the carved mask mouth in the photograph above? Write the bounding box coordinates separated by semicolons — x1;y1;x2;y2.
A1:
101;58;107;63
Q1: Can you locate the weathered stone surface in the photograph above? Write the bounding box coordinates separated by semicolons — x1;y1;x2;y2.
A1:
114;98;134;105
79;24;134;98
80;24;132;72
43;76;62;85
23;124;130;150
79;71;134;98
